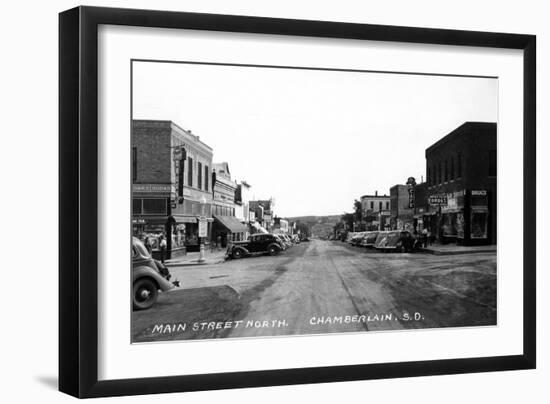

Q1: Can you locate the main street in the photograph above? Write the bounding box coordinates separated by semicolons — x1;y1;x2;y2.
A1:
132;239;496;342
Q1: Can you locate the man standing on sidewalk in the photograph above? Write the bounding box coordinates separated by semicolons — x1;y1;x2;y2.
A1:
421;227;428;248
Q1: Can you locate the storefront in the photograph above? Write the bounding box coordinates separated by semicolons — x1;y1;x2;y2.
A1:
212;215;249;247
425;189;491;246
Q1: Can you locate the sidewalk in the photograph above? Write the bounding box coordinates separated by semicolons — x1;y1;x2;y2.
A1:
419;243;496;255
164;249;227;267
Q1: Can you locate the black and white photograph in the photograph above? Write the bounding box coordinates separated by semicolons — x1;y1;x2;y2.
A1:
130;60;498;343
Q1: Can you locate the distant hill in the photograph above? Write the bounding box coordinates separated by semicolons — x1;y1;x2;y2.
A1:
286;215;341;224
286;215;341;239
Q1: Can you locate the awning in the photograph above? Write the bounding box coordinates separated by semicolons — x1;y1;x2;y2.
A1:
213;215;248;233
171;215;197;223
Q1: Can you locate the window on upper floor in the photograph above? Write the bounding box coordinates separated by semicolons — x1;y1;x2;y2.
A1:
132;147;137;181
197;162;202;190
450;156;454;180
187;157;193;187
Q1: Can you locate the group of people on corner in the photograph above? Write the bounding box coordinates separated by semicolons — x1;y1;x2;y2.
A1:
142;233;168;263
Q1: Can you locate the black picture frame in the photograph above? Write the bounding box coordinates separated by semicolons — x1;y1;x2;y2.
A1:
59;6;536;398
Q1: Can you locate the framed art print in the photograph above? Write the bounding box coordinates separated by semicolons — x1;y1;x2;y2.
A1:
59;6;536;398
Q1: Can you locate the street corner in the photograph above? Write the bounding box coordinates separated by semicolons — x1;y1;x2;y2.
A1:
132;285;243;342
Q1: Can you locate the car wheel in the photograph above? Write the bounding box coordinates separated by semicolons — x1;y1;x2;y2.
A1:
133;278;158;310
268;245;279;256
232;249;243;259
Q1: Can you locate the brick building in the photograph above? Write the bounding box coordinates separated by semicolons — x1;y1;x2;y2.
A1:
132;120;214;257
390;184;415;231
420;121;497;245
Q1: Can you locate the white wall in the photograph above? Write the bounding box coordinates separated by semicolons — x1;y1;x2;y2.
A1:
1;1;547;403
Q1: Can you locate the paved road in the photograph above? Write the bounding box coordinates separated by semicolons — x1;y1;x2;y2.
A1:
133;239;496;342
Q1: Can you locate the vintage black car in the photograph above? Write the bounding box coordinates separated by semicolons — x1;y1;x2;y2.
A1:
374;230;420;253
132;237;178;310
226;233;283;259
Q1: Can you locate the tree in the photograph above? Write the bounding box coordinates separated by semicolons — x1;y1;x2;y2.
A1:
295;222;311;237
353;199;362;222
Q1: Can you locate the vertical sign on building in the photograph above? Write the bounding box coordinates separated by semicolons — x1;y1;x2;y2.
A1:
198;218;208;238
408;187;415;209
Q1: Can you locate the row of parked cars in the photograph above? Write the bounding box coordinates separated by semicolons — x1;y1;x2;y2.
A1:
226;233;304;260
347;230;420;253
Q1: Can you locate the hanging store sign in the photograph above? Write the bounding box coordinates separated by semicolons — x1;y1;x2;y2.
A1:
472;190;487;196
198;218;208;237
428;195;448;206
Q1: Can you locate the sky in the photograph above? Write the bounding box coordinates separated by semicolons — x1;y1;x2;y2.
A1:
132;61;497;218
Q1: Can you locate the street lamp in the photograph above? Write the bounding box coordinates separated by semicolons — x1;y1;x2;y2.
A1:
198;196;207;263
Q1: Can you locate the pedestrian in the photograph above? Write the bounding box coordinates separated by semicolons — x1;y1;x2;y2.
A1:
216;235;222;250
421;228;428;248
159;234;167;263
427;229;433;246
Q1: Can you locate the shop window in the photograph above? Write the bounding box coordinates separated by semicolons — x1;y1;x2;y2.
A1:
442;213;458;237
471;210;488;239
142;198;167;215
133;198;142;214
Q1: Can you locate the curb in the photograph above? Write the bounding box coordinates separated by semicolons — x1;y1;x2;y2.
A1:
165;259;226;268
419;248;496;256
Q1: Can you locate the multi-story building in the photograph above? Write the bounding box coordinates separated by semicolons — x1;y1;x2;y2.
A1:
211;162;248;246
132;120;214;258
360;191;391;230
272;217;289;234
234;181;252;222
249;199;275;232
234;181;253;239
419;121;497;245
390;184;415;231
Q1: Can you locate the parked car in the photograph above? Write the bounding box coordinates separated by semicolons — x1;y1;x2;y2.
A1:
350;232;366;246
273;234;288;250
374;230;419;252
281;234;293;248
359;231;379;248
132;236;178;310
226;233;283;259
